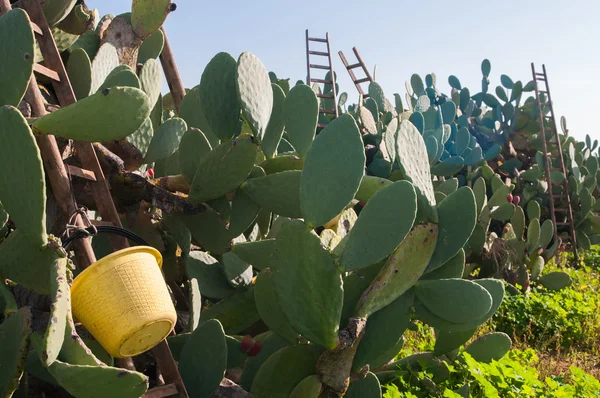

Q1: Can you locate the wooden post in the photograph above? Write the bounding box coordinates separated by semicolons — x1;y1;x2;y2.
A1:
159;27;186;114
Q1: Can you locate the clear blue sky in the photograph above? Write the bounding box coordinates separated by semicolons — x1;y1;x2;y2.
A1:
92;0;599;142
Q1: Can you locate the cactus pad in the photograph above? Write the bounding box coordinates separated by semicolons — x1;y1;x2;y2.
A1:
465;332;512;363
189;134;258;203
415;279;492;324
185;251;235;299
178;128;212;183
131;0;173;39
356;223;438;318
67;48;92;100
33;87;151;141
355;176;393;203
241;171;302;218
539;271;572;291
178;319;227;398
251;344;321;398
345;372;381;398
284;84;319;158
137;29;164;64
271;220;343;349
0;106;47;246
422;249;465;280
240;332;289;390
231;239;276;271
237;52;274;140
339;181;417;271
90;43;119;93
290;375;322;398
300;114;365;228
0;9;34;107
426;187;476;273
262;84;286;158
98;65;140;92
41;258;70;367
255;268;301;344
139;58;162;106
143;117;187;164
0;307;31;398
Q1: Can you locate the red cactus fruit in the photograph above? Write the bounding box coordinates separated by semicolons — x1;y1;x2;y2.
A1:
240;335;254;353
506;193;513;203
503;226;510;235
247;341;262;357
147;168;154;178
359;201;366;207
513;196;520;206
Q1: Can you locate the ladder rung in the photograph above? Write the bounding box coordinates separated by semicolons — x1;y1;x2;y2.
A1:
554;208;569;212
33;63;60;82
551;194;565;198
319;109;337;115
362;94;370;98
90;220;114;227
347;63;362;69
142;383;179;398
539;90;548;94
30;22;43;35
355;77;371;84
316;94;334;99
317;123;328;128
556;222;571;226
309;50;329;56
310;64;330;70
536;77;546;82
311;78;333;84
550;168;563;171
308;37;328;43
536;73;546;76
67;165;97;181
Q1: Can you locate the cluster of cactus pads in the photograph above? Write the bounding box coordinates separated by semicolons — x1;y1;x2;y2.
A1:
0;1;596;397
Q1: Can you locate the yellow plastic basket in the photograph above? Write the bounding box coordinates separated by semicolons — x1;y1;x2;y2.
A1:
71;246;176;358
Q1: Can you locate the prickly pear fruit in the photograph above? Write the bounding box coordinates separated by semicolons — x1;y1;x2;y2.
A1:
513;196;520;206
506;193;513;203
240;335;254;353
247;341;262;357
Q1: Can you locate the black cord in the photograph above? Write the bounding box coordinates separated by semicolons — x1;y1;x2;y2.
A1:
62;225;149;249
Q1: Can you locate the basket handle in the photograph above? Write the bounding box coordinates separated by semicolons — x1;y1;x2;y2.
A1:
62;225;149;249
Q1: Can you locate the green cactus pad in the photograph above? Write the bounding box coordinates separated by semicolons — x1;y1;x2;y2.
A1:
383;352;449;383
511;205;526;240
131;0;172;39
435;178;459;196
473;177;487;216
538;271;572;291
188;278;201;332
41;0;77;26
98;65;141;92
143;117;187;164
178;319;227;398
526;218;541;254
355;176;393;203
225;335;247;369
487;184;511;207
199;53;241;141
0;9;34;107
396;120;436;208
271;220;343;349
490;203;515;221
262;84;286;158
434;328;476;355
70;30;100;59
531;256;545;281
139;59;162;106
178;128;212;183
422;249;465;280
356;223;438;318
251;344;322;398
200;288;260;334
41;258;69;367
185;251;235;299
241;171;302;218
526;200;541;221
137;29;164;64
289;375;322;398
237;52;273;140
259;154;304;174
284;84;319;158
178;85;219;146
538;219;554;249
415;279;492;324
33;87;151;142
229;191;261;239
255;268;301;344
426;187;476;273
67;48;92;100
221;252;252;288
300;114;365;228
240;332;289;390
0;106;47;246
90;43;119;93
127;118;154;159
231;239;275;271
0;307;31;398
0;281;17;317
189;134;258;204
345;372;381;398
465;332;512;363
353;291;413;372
339;181;417;271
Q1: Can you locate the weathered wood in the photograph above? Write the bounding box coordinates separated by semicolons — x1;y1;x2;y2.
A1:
159;27;186;113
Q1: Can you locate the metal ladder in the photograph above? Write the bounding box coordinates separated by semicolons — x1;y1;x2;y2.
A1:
2;0;188;396
531;63;578;262
338;47;373;98
305;29;338;128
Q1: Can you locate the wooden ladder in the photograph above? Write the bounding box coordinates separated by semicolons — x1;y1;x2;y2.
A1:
338;47;373;98
531;63;578;262
1;0;188;396
305;29;338;128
